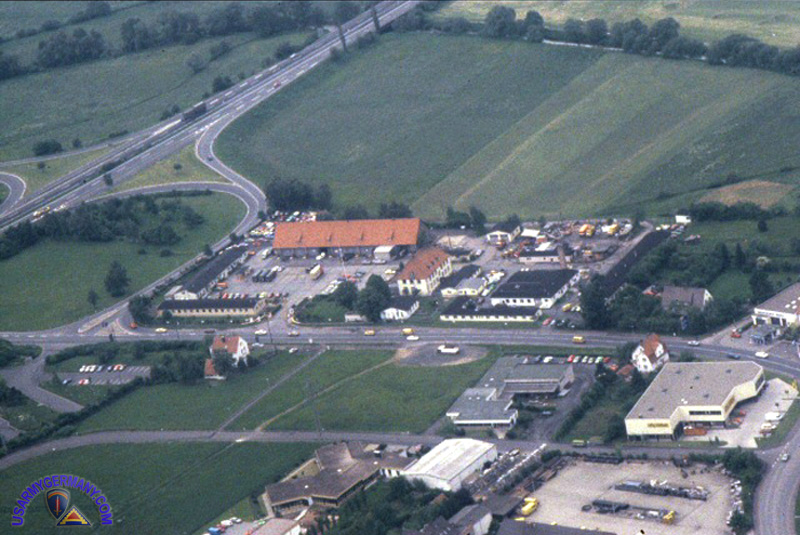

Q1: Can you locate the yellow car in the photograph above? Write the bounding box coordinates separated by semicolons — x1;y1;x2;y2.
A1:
364;329;376;336
155;327;168;333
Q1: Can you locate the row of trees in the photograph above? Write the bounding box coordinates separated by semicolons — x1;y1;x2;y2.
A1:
0;195;203;262
398;4;800;79
1;1;359;82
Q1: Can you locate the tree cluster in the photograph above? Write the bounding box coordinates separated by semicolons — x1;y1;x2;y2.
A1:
443;206;489;233
0;379;25;407
689;201;776;222
32;139;63;156
264;178;332;211
299;275;393;324
326;478;473;535
0;338;39;368
0;195;203;262
36;28;107;69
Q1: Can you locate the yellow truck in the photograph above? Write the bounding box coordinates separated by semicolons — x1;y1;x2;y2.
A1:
520;497;539;516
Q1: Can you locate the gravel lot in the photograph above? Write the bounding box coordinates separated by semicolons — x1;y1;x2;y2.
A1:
529;459;734;535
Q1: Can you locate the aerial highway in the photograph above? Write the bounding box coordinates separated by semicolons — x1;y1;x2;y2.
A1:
0;0;419;229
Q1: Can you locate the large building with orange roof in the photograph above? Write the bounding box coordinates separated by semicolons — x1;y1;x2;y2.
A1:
272;218;421;258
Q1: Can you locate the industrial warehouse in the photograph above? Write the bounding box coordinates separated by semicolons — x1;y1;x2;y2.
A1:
625;362;765;440
272;218;422;258
401;438;498;492
447;357;574;434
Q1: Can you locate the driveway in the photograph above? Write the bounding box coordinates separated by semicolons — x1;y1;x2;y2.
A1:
0;355;83;413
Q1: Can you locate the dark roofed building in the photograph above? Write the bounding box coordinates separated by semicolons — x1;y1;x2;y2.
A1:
599;230;670;297
262;442;414;515
181;245;249;297
490;269;578;309
157;297;267;318
498;520;617;535
661;285;713;311
381;296;420;321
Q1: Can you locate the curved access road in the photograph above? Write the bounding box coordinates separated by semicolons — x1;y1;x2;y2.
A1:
0;172;26;214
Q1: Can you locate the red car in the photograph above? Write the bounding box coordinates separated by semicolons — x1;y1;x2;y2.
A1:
730;330;742;339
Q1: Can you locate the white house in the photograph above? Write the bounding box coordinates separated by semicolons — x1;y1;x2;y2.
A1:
632;334;669;374
381;296;419;322
485;221;522;245
209;335;250;365
396;247;452;296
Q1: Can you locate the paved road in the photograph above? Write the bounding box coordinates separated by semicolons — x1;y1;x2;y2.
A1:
0;172;26;214
0;355;82;413
0;1;418;231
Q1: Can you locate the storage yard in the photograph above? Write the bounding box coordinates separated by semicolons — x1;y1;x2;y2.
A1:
528;459;736;535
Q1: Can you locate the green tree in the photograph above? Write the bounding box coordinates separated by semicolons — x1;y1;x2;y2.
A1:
757;219;768;232
734;243;746;269
715;242;730;271
87;289;99;309
469;206;487;235
749;271;773;303
212;352;235;376
483;5;517;38
104;261;130;297
332;280;358;310
356;275;391;322
580;277;609;329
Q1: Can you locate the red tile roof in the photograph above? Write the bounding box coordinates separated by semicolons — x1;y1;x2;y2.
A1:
204;358;220;378
641;333;664;362
272;218;421;250
617;364;634;377
396;247;450;282
211;335;241;355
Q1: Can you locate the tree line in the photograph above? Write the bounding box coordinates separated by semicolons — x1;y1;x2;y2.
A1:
394;4;800;78
0;195;204;261
0;1;351;81
264;178;413;221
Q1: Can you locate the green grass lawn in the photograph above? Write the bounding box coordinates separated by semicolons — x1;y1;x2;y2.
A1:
75;350;311;432
0;397;58;434
0;193;245;331
0;26;311;160
112;145;226;193
295;295;349;323
0;441;316;534
229;349;394;430
270;355;498;433
2;146;110;193
217;32;800;220
436;1;800;48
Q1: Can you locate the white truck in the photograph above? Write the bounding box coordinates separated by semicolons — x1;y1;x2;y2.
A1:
437;344;460;355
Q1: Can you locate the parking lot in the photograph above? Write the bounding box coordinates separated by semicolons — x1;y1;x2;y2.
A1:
529;459;734;535
684;377;797;448
214;252;404;317
58;365;150;386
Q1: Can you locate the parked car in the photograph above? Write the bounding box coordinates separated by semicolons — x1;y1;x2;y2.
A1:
62;378;71;385
780;453;791;462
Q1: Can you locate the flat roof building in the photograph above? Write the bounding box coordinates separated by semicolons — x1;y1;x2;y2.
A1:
440;297;541;323
273;218;421;257
490;269;579;309
752;282;800;332
402;439;497;492
625;362;765;440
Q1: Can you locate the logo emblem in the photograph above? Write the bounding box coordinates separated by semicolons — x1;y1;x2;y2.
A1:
55;506;92;526
45;489;70;520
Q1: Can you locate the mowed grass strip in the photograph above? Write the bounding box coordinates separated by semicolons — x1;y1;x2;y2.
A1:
74;350;312;432
0;442;316;534
3;146;110;194
270;356;498;434
229;349;394;430
217;32;800;220
0;193;245;331
0;30;310;160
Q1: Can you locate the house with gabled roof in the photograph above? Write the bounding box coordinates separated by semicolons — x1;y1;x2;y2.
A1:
631;334;669;374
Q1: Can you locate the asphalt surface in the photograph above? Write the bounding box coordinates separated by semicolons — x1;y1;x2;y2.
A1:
0;2;796;531
0;172;26;214
0;1;418;231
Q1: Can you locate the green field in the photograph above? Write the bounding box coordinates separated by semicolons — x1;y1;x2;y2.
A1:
113;145;227;193
3;146;110;194
0;193;245;331
75;350;311;432
271;355;497;433
0;21;310;160
229;349;394;430
0;396;58;434
0;442;316;534
436;1;800;48
217;33;800;220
